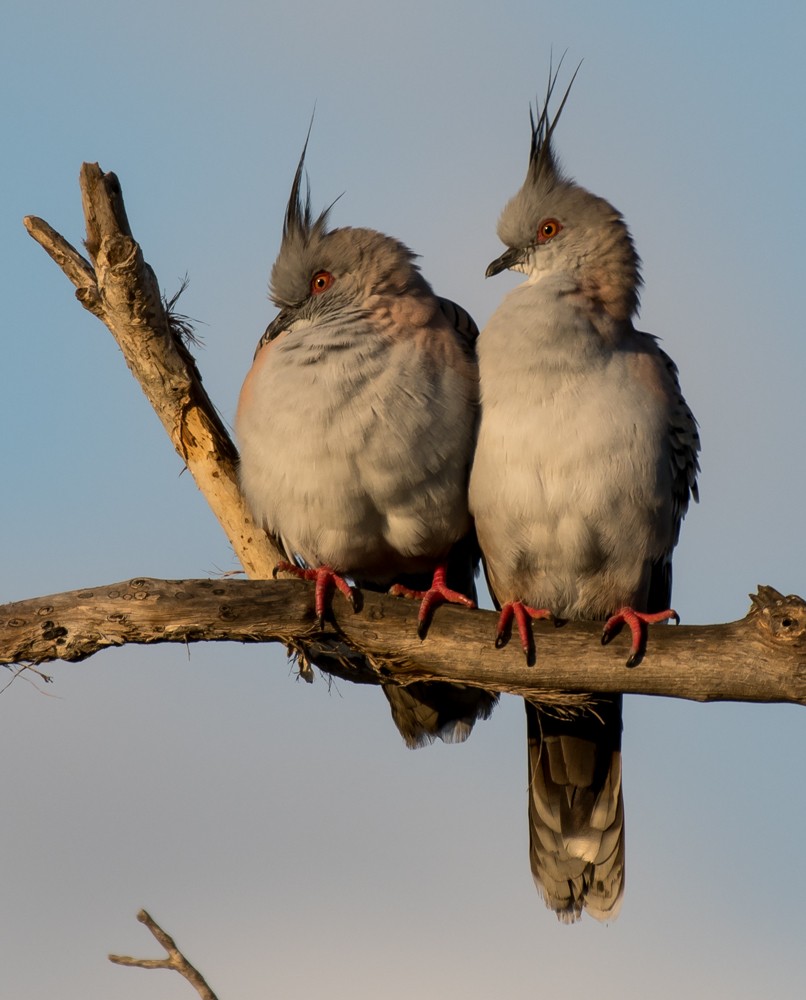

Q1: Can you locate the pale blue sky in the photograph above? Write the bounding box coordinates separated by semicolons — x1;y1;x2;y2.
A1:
2;1;805;997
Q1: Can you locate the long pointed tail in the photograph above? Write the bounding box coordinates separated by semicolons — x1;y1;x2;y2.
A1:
526;695;625;922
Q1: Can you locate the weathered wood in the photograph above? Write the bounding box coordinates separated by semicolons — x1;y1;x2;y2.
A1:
24;164;282;581
109;910;219;1000
2;579;805;706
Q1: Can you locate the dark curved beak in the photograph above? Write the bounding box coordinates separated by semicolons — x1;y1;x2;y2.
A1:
252;309;293;357
485;246;524;277
263;309;292;343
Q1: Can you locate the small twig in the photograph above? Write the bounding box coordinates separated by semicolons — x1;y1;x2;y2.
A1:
22;216;101;310
109;909;219;1000
0;663;54;695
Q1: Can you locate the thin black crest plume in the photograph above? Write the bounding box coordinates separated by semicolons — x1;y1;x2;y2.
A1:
283;117;315;241
528;54;582;182
282;114;341;245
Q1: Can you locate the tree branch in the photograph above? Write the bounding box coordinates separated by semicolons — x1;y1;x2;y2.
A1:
109;909;219;1000
24;164;281;581
2;579;804;706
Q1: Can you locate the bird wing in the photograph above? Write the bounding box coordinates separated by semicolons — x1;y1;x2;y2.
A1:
437;296;480;356
647;341;700;613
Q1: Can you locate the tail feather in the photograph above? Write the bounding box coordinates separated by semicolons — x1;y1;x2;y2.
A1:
384;683;498;749
526;697;625;922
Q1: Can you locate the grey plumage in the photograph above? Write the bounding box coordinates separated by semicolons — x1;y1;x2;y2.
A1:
236;137;496;747
469;64;699;921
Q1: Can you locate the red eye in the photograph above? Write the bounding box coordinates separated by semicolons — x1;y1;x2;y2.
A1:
537;218;562;244
310;270;334;295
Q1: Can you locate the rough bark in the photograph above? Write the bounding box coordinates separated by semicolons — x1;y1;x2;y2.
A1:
2;579;805;706
109;910;219;1000
24;165;280;581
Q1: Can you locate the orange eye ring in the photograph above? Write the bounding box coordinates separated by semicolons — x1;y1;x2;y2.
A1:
310;270;334;295
537;218;562;244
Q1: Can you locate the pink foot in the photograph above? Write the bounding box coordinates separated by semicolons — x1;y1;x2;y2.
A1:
274;561;357;627
495;601;552;661
601;606;680;667
390;565;475;639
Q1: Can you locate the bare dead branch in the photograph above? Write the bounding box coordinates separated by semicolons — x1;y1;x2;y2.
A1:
25;164;282;581
2;579;804;706
23;215;98;297
0;663;54;696
109;909;219;1000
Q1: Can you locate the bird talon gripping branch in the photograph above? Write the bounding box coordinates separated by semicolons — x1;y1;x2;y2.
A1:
494;601;552;659
602;606;681;668
273;561;356;626
391;565;475;639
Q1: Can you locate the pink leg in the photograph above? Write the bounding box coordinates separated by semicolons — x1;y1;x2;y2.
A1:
495;601;552;661
389;565;475;639
601;606;680;667
274;561;357;627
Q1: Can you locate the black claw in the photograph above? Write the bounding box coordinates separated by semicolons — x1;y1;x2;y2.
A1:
494;634;506;649
626;649;643;669
670;611;680;625
317;613;326;630
417;619;430;641
601;631;612;647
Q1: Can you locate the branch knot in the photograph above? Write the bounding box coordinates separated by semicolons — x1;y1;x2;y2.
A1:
749;586;806;644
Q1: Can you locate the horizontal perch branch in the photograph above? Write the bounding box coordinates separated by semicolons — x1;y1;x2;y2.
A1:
2;579;805;706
